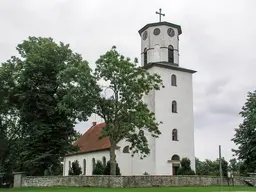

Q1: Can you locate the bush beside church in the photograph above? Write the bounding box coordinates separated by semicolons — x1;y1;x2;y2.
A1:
68;159;121;176
93;160;121;175
68;160;82;175
177;158;195;175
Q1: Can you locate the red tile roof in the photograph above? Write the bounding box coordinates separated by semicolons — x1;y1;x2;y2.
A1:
73;122;110;153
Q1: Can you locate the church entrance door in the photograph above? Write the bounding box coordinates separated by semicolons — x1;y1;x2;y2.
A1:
172;164;179;175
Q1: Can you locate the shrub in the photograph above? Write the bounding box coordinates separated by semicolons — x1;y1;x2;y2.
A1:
103;160;121;175
68;160;82;175
92;160;121;175
177;157;195;175
92;160;105;175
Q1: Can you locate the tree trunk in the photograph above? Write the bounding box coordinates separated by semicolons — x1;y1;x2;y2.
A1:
109;140;116;175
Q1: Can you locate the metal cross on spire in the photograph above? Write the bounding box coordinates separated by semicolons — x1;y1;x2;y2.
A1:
156;8;165;22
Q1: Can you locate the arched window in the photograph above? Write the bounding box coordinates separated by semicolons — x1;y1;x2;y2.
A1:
139;130;144;136
171;154;180;161
168;45;174;63
144;48;147;65
171;74;177;86
123;145;130;153
102;156;106;166
92;158;95;172
172;101;177;113
83;159;86;175
172;129;178;141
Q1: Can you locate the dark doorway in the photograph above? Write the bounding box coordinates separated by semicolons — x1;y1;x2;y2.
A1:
172;164;179;175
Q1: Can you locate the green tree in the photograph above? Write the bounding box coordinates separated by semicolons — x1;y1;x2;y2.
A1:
229;158;248;176
219;157;228;177
92;160;105;175
195;158;208;175
71;130;82;145
195;157;228;176
229;158;238;172
103;160;121;175
177;157;195;175
68;160;82;175
93;46;163;175
232;90;256;173
0;61;23;174
238;160;248;175
2;36;99;176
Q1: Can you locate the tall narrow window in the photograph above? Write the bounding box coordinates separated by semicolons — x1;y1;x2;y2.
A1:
172;101;177;113
172;129;178;141
139;130;144;136
168;45;174;63
171;74;177;86
144;48;147;65
92;158;95;173
69;161;71;171
83;159;86;175
102;156;106;167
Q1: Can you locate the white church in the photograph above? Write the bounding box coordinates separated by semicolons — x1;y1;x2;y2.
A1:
63;12;196;176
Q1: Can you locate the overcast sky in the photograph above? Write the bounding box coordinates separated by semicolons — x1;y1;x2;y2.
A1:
1;0;255;162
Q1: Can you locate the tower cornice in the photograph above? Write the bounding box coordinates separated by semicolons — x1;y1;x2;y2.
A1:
138;21;182;36
142;62;196;74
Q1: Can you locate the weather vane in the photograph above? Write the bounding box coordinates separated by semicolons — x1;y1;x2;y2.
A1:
156;8;165;22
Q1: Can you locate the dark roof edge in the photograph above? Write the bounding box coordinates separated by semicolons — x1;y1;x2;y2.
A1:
138;21;182;35
65;148;110;157
142;62;197;74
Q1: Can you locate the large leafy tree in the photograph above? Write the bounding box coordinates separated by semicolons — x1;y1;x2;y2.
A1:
232;90;256;173
0;61;22;173
94;46;163;175
2;36;99;175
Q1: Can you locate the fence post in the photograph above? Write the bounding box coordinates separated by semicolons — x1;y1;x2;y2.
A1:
13;172;26;188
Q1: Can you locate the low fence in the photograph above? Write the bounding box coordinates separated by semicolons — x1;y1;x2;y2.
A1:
13;173;254;188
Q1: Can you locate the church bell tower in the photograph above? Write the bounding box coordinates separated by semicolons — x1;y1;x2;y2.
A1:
138;9;196;175
139;9;182;66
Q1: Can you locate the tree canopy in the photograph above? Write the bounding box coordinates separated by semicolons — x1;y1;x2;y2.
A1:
93;46;163;175
0;57;23;174
195;157;228;176
0;36;99;176
232;90;256;173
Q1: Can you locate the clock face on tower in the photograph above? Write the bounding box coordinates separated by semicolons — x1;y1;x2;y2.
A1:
167;28;175;37
142;31;148;40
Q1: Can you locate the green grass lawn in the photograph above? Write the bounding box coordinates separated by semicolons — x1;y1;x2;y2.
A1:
0;186;255;192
